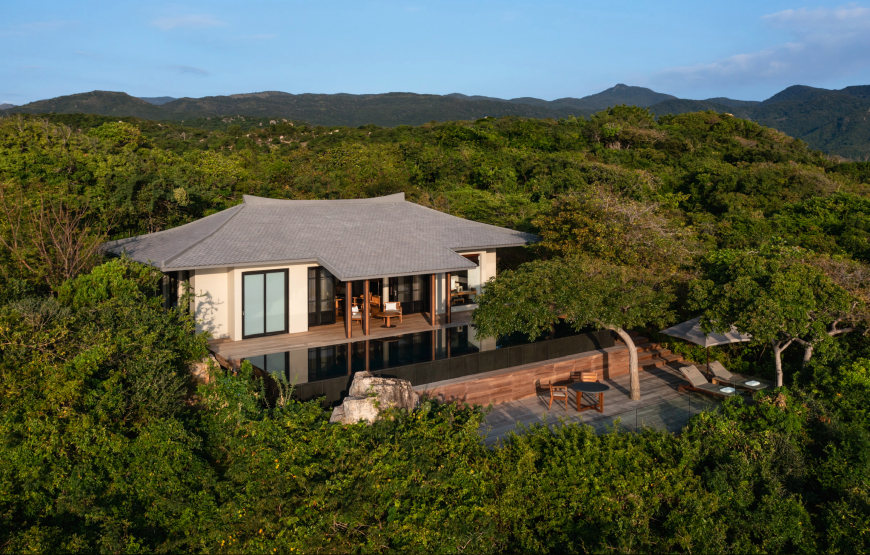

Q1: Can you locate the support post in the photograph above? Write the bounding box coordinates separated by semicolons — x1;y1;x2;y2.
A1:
365;340;370;372
363;280;370;335
347;342;352;375
345;282;352;339
430;273;437;326
445;272;452;324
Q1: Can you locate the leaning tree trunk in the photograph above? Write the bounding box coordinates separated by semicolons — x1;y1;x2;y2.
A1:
606;325;640;401
771;340;784;388
771;338;794;388
799;327;858;369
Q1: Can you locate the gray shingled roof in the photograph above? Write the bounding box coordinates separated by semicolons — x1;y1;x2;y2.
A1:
103;193;537;280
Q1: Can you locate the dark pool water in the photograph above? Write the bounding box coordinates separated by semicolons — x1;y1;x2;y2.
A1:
245;326;483;384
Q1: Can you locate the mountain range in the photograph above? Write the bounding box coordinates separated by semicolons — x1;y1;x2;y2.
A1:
3;84;869;159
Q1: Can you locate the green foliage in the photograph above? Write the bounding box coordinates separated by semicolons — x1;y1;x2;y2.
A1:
533;191;693;269
691;247;853;344
2;109;870;553
474;256;676;341
87;121;148;150
1;259;870;552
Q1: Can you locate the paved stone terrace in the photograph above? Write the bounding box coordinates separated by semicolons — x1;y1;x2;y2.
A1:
480;364;722;445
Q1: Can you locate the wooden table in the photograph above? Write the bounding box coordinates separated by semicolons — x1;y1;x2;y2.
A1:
569;381;610;413
373;309;402;328
450;290;477;305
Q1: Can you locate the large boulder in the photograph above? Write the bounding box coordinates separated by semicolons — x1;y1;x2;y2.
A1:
329;371;420;424
190;354;220;385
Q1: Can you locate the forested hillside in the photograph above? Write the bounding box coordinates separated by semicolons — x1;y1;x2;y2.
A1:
2;108;867;257
6;82;870;158
2;108;870;553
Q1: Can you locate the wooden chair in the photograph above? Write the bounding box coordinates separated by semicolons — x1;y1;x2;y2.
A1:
382;301;403;323
542;380;568;410
571;371;598;383
350;305;364;330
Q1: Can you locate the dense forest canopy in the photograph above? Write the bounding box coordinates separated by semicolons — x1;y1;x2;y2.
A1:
2;108;870;553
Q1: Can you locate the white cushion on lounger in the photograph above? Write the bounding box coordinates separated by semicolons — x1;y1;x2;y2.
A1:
385;302;398;311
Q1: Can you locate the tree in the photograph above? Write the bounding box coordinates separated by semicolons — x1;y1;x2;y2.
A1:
473;256;676;400
690;247;857;386
795;255;870;365
0;186;108;292
532;190;694;271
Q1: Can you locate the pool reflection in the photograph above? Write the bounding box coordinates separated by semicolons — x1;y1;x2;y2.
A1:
245;325;486;385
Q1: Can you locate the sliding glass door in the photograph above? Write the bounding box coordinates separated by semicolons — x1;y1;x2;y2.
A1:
308;267;336;327
389;275;430;314
242;270;288;339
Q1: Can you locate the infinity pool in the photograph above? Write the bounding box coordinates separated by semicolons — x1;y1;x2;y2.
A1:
243;324;616;405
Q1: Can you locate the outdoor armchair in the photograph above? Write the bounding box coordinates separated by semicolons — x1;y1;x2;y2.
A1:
350;305;364;329
677;364;741;399
382;301;403;322
542;380;569;410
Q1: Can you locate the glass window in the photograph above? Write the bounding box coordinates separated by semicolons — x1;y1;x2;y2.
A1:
451;255;480;307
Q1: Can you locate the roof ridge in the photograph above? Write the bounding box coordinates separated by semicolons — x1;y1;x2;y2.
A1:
160;203;245;268
243;192;405;206
406;201;540;238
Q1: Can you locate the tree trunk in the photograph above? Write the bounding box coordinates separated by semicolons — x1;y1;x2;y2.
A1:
772;340;783;388
802;343;813;369
799;328;855;369
607;325;640;401
771;339;795;388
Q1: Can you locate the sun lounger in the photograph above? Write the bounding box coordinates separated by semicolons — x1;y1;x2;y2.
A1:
709;361;772;391
677;364;742;398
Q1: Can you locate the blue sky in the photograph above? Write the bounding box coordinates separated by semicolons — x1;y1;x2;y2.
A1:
3;1;870;105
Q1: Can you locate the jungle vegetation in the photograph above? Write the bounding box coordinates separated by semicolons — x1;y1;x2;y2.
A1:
1;107;870;553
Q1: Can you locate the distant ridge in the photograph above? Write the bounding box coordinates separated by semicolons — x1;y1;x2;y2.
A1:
0;103;14;110
648;85;870;160
139;96;177;105
703;97;761;109
650;99;748;118
4;83;870;159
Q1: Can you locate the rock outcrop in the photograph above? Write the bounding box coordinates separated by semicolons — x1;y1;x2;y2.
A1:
190;354;220;385
329;371;419;425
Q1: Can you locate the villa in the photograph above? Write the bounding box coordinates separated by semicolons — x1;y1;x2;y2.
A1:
105;193;685;416
104;192;534;340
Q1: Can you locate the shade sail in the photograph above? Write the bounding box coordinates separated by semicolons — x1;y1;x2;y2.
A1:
660;317;752;347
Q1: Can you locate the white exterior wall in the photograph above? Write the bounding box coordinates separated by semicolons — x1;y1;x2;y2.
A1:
190;262;315;340
189;248;500;339
193;268;231;338
482;249;497;285
228;262;317;340
435;272;447;315
449;249;497;314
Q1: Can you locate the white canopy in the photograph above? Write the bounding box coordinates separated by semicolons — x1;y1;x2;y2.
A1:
660;317;752;347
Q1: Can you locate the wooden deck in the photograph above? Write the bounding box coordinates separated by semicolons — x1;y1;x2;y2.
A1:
210;310;473;362
480;364;722;445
